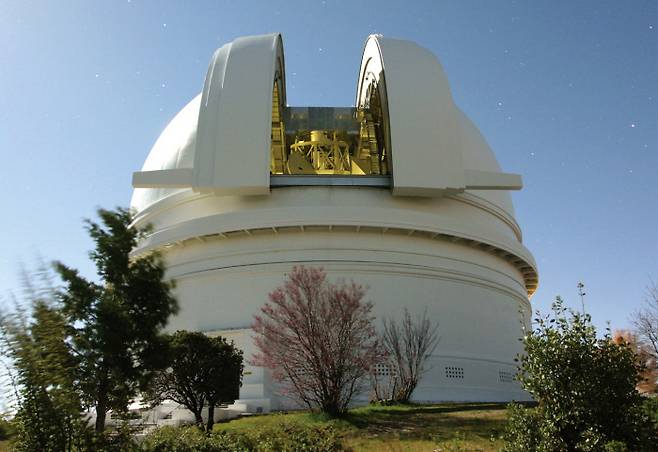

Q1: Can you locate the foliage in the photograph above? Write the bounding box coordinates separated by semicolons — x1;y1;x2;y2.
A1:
145;330;243;431
141;422;343;451
85;421;141;452
54;207;178;432
141;425;213;451
631;281;658;393
613;330;658;394
0;415;14;441
243;421;343;451
503;404;556;452
251;266;382;416
0;270;91;451
504;297;657;451
642;397;658;430
373;307;438;403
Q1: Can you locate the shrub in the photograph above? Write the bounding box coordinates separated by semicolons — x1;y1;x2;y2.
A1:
504;297;658;451
141;425;251;451
252;266;381;416
0;415;14;441
89;423;141;452
503;404;543;451
374;308;439;403
140;422;343;451
244;421;343;451
642;397;658;430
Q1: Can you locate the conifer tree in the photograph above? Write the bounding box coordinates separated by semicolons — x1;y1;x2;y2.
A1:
55;207;178;433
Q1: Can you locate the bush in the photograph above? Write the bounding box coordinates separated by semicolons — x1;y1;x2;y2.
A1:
0;415;14;441
140;425;251;451
504;298;658;451
244;421;343;451
140;422;343;451
252;266;381;416
642;397;658;430
503;404;543;451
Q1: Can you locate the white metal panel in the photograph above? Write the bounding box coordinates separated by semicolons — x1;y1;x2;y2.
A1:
194;33;286;194
357;35;465;196
195;43;231;189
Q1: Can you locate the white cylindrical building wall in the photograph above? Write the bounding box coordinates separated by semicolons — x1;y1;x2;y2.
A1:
131;186;534;409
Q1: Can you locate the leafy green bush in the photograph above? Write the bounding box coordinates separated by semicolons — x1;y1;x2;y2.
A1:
504;298;658;451
602;440;630;452
244;421;342;451
642;397;658;429
140;425;249;451
503;404;543;451
140;422;343;451
0;415;14;440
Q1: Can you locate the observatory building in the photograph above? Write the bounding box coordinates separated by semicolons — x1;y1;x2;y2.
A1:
131;33;538;412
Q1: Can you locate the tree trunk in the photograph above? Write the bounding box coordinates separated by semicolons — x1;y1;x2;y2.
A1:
95;371;109;433
95;401;107;433
193;409;204;428
206;403;215;432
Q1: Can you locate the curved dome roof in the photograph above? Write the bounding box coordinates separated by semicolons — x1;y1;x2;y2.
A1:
131;95;199;212
131;100;516;218
131;33;519;220
456;108;515;217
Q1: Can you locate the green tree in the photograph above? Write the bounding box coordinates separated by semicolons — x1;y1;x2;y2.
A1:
504;297;657;451
55;207;178;433
0;276;88;451
146;331;243;431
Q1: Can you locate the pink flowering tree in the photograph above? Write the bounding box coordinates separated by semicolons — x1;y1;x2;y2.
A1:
251;266;382;416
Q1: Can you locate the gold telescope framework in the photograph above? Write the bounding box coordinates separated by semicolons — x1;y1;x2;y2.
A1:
289;130;351;174
269;80;390;177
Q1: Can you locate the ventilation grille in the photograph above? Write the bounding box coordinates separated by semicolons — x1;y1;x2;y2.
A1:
374;363;395;377
499;370;514;383
445;366;464;379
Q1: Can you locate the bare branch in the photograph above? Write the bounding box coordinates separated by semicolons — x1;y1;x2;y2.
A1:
251;266;382;416
375;307;439;403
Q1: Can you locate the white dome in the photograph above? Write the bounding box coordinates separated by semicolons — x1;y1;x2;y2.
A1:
130;101;516;217
456;107;516;218
131;94;200;212
131;101;517;221
128;34;538;411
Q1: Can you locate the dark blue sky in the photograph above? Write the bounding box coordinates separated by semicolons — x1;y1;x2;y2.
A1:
1;0;656;333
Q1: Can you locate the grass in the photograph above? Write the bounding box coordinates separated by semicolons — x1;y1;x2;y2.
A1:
214;402;509;451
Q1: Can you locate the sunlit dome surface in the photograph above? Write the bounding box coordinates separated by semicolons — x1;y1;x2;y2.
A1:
131;98;516;219
129;33;537;413
132;94;200;211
